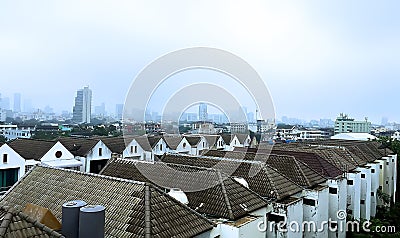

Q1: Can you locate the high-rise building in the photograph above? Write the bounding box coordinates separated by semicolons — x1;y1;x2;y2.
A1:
198;103;208;122
94;103;106;117
13;93;21;113
115;104;124;121
72;86;92;123
334;113;371;134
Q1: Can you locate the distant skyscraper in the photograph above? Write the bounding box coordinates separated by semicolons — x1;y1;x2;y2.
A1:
94;103;106;117
115;104;124;121
72;86;92;123
199;103;208;121
13;93;21;112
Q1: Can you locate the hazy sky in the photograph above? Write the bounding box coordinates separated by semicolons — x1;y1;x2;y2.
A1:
0;1;399;123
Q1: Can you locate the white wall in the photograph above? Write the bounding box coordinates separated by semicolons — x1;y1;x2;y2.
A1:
346;172;361;221
327;178;347;238
0;144;25;180
122;139;144;160
83;141;112;173
354;166;371;221
168;137;191;154
190;137;209;155
368;163;380;217
41;142;75;162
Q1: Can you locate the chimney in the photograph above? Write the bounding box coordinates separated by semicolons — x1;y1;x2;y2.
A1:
62;200;87;238
79;205;106;238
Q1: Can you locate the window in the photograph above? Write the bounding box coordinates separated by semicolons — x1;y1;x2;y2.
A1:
371;169;375;173
379;186;383;190
392;159;394;162
329;187;338;194
134;146;137;153
347;180;354;185
203;142;205;147
386;181;389;185
159;144;163;151
303;198;316;206
55;151;62;158
130;146;134;153
386;162;389;165
99;148;103;156
2;154;7;163
380;165;383;169
371;192;374;197
183;142;187;148
361;174;366;179
360;200;365;205
268;213;285;223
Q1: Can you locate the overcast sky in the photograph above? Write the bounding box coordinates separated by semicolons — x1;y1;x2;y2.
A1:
0;1;399;123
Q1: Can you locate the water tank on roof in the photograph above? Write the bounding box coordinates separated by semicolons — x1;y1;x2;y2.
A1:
168;188;189;205
233;177;249;188
79;205;106;238
62;200;87;238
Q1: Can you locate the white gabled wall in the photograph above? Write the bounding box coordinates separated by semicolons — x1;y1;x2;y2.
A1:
122;139;145;160
84;141;112;173
152;138;167;161
167;137;191;154
0;144;25;180
190;136;209;156
41;142;75;162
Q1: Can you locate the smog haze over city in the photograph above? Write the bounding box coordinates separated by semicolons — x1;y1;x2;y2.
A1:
0;1;399;124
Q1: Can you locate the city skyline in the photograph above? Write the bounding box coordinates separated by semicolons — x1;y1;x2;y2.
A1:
1;1;399;124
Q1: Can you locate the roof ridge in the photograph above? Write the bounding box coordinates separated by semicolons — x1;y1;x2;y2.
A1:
144;185;151;238
217;171;234;220
292;157;311;187
37;164;146;185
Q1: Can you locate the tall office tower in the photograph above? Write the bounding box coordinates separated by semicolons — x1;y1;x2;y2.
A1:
198;103;208;122
72;86;92;123
115;104;124;121
13;93;21;112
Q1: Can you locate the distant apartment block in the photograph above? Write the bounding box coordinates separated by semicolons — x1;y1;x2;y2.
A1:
72;86;92;123
334;113;371;134
198;103;208;121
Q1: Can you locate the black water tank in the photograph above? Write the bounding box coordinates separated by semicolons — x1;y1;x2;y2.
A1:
62;200;87;238
79;205;106;238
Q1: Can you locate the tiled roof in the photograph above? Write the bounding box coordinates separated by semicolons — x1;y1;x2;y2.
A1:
0;206;64;238
7;138;56;161
0;166;214;238
58;137;99;157
221;135;233;144
162;135;183;150
99;136;127;154
183;136;202;147
271;150;343;178
100;158;268;220
134;136;154;151
204;150;326;188
235;134;250;144
161;154;303;201
202;135;220;147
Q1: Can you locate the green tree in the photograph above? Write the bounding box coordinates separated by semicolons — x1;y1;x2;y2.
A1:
0;135;6;143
